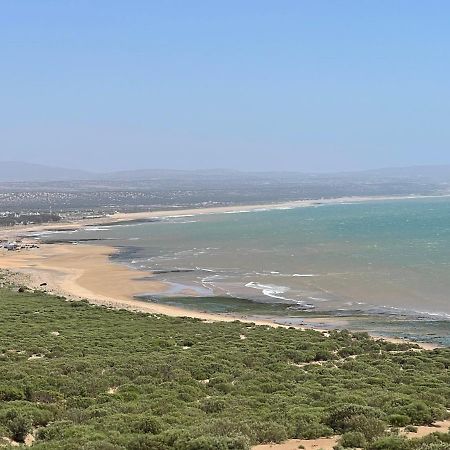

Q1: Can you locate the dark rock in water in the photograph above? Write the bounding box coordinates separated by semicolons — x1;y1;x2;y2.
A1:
99;218;161;226
18;287;25;293
151;269;195;275
45;238;114;244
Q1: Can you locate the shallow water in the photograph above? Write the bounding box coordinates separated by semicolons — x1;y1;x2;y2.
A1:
42;197;450;342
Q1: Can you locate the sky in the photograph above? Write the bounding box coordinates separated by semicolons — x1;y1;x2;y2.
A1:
1;1;450;173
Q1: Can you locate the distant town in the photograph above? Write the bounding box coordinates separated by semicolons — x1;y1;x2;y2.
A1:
0;164;449;228
0;211;61;227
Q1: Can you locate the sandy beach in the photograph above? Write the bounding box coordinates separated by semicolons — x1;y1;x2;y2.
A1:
1;240;325;329
0;242;258;323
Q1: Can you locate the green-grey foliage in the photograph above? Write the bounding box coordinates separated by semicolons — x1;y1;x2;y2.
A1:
0;282;449;449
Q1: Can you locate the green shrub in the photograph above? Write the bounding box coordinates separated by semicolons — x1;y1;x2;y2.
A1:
201;398;226;414
5;410;31;442
418;432;450;445
326;404;384;433
81;441;126;450
339;431;367;448
389;414;411;427
130;414;163;434
125;434;170;450
398;401;433;425
293;414;333;439
0;386;24;401
37;420;73;441
314;350;334;361
418;444;450;450
0;286;449;450
367;435;410;450
253;422;288;443
342;415;386;441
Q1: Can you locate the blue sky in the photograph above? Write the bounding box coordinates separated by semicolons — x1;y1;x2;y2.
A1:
1;1;450;172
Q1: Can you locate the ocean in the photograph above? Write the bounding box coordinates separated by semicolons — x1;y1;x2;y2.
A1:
43;197;450;344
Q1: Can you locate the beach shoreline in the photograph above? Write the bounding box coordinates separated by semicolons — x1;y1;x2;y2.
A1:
0;241;439;349
1;194;448;349
1;241;335;331
2;193;449;240
0;242;252;324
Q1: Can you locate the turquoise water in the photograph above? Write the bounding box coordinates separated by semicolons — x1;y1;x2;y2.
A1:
44;197;450;322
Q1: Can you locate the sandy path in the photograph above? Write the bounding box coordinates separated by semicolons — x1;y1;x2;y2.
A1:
252;437;339;450
252;420;450;450
402;419;450;438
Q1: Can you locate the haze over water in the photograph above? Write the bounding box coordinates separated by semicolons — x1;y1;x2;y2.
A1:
49;197;450;321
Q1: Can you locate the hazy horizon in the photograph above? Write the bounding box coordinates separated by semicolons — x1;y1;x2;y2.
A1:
2;160;450;176
2;2;450;172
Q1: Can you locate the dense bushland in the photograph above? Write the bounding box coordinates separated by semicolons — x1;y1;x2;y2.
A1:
0;283;449;449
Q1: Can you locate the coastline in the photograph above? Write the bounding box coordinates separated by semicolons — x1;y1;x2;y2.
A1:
0;242;248;323
2;193;449;239
0;242;328;330
1;194;448;349
0;241;439;350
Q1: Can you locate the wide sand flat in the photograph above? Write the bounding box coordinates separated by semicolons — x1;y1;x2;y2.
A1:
0;244;163;301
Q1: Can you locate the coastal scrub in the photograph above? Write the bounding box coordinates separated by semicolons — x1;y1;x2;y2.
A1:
0;283;448;449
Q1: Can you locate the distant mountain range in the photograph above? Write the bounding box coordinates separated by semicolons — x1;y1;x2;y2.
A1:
0;162;93;182
1;161;450;183
0;162;247;182
338;165;450;182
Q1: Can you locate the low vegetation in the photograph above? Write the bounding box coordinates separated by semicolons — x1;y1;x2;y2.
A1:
0;281;449;449
0;213;60;227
